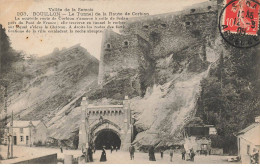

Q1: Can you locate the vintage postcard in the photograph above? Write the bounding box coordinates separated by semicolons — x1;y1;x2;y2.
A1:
0;0;259;164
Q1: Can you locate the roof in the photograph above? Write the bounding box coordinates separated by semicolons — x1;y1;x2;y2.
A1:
236;123;259;136
237;123;260;145
87;105;123;109
7;121;41;128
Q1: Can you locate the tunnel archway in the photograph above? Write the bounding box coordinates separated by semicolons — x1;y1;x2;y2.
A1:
94;129;121;150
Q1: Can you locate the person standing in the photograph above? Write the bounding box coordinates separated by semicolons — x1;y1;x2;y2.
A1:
88;146;93;162
129;144;135;160
82;145;86;155
60;145;63;153
116;146;118;152
170;148;173;162
111;145;114;153
190;148;195;162
181;148;186;160
100;146;107;162
149;146;156;161
160;148;164;159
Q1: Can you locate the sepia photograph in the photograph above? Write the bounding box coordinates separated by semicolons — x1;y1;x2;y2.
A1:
0;0;259;164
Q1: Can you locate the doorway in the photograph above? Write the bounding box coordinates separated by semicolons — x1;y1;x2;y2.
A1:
94;129;121;150
13;136;17;145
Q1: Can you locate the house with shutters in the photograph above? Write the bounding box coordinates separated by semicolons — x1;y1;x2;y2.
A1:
236;116;260;164
5;120;48;146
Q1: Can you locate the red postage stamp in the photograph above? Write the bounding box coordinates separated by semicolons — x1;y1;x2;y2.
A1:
223;0;259;35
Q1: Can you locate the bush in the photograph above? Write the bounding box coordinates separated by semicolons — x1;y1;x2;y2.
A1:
0;154;4;160
34;141;43;147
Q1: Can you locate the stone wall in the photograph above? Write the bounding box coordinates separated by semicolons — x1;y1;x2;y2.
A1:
99;30;150;85
2;153;57;164
98;0;219;88
122;0;218;59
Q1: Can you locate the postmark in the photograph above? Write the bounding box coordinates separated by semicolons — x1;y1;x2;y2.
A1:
219;0;260;48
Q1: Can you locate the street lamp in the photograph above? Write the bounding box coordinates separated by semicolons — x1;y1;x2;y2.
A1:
130;115;135;143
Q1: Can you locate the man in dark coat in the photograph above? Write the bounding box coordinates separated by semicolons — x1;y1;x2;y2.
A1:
190;148;195;162
149;146;156;161
181;148;186;160
111;145;114;153
88;146;93;162
60;145;63;153
160;148;164;159
100;146;107;162
129;144;135;160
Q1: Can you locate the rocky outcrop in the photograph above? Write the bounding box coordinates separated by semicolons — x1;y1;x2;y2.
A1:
95;0;220;147
1;44;99;142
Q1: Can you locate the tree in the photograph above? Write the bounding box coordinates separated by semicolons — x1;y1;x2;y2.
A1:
197;47;259;154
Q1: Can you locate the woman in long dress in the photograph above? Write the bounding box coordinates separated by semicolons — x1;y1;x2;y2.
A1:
149;146;156;161
100;146;107;162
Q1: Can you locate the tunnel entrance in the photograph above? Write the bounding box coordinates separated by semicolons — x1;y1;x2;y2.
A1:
94;129;121;150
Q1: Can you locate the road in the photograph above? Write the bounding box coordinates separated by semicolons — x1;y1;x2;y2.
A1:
0;145;240;164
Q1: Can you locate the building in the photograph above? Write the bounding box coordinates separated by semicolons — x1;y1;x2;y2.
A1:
236;116;260;164
183;121;218;154
5;120;48;146
79;96;133;151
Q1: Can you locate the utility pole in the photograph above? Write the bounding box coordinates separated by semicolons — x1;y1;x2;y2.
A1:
7;132;10;159
10;110;13;158
3;85;10;159
0;80;9;158
29;121;32;147
220;50;224;117
4;85;7;126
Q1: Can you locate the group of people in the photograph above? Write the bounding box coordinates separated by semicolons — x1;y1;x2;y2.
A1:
60;143;198;163
100;145;119;162
110;145;119;153
129;145;156;161
82;145;94;162
128;144;197;162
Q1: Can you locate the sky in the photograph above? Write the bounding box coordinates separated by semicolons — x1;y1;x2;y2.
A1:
0;0;208;60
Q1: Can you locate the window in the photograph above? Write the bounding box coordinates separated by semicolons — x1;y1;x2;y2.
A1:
20;136;23;142
26;136;29;145
106;43;111;49
124;41;129;46
143;25;149;29
247;145;250;155
161;23;167;28
185;22;191;26
190;9;196;13
20;128;23;133
201;144;207;150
